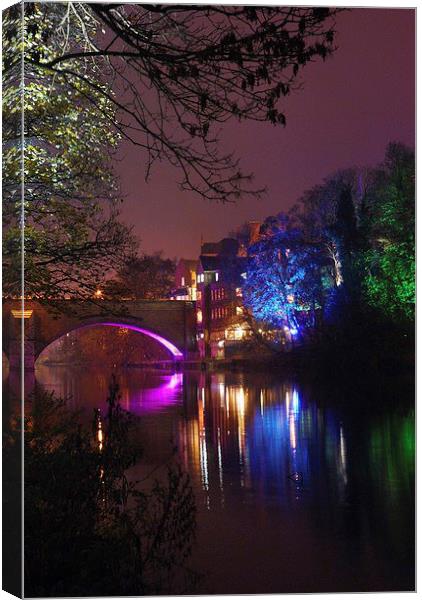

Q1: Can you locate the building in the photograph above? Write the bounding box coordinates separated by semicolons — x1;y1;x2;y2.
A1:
170;259;198;301
171;223;265;359
196;237;253;359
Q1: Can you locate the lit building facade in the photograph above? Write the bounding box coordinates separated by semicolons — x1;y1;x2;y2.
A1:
195;238;253;359
170;258;198;301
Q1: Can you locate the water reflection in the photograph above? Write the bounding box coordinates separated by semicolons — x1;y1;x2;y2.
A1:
8;365;414;593
178;374;355;514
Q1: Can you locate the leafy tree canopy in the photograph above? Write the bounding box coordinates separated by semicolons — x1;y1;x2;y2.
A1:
3;3;135;301
362;143;415;322
242;143;414;338
104;252;176;300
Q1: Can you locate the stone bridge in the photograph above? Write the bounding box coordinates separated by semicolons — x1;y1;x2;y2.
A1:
3;299;198;370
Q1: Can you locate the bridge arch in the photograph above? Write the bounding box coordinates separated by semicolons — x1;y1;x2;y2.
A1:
3;299;197;371
36;320;184;363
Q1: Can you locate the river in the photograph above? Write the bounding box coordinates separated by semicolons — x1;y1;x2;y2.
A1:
10;364;416;593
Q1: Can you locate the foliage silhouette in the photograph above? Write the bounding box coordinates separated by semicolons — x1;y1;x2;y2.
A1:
4;377;198;596
10;3;341;202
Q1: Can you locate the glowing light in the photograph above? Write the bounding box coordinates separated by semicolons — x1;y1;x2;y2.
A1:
235;326;244;340
94;289;103;299
93;322;184;358
168;372;183;389
11;309;33;319
218;339;225;348
97;426;103;452
197;309;203;324
292;389;300;414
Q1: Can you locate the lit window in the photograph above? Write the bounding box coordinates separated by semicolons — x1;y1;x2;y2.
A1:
197;309;203;324
236;287;243;297
181;276;185;286
216;272;219;281
234;326;244;340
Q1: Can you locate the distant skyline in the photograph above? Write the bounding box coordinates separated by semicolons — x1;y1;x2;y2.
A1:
116;7;415;259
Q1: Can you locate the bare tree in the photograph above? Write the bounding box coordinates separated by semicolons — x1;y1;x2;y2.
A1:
21;3;340;202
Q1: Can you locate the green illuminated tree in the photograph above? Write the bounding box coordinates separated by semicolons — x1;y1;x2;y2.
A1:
2;4;135;301
362;143;415;322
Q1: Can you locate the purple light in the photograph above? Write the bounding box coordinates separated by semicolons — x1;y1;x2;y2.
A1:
99;322;184;358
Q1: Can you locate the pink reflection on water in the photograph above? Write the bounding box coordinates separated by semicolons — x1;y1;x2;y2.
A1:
128;372;184;414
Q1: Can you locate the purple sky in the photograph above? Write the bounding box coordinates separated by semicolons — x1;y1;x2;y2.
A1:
117;8;415;260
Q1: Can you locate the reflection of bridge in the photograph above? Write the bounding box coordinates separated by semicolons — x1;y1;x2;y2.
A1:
3;299;198;370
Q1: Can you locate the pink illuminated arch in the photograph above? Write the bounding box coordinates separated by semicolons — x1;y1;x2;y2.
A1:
100;322;184;359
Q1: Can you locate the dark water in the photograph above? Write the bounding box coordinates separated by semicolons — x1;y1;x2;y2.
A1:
20;365;417;593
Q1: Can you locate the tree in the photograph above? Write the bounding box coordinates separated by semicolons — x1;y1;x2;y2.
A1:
5;381;197;596
14;3;340;202
243;214;325;340
362;143;415;322
2;4;135;301
104;252;176;300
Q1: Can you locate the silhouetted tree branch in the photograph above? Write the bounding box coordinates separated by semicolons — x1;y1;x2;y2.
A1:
22;3;340;202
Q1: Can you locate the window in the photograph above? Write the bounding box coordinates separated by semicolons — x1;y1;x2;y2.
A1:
215;272;219;282
234;327;244;340
236;287;243;297
181;276;185;286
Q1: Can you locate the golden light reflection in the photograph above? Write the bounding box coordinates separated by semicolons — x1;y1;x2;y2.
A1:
339;426;348;484
97;418;104;452
198;386;210;507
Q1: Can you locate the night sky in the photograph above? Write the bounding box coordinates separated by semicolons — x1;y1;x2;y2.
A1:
117;8;415;260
